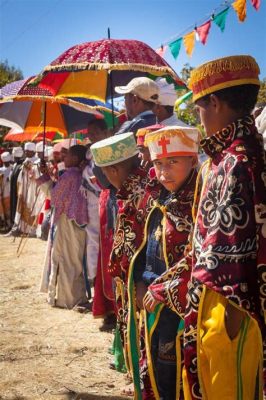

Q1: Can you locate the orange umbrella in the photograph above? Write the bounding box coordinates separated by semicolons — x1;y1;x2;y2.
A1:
4;127;63;142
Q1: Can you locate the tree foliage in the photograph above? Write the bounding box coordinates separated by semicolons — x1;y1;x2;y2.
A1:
258;78;266;104
0;60;23;88
177;63;200;127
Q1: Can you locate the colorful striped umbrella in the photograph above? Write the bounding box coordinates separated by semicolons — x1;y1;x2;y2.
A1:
0;78;114;138
29;39;186;102
4;127;63;142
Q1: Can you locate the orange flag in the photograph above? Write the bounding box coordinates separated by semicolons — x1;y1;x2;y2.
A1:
232;0;247;22
183;31;195;57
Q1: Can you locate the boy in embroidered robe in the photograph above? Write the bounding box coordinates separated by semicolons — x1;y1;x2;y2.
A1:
90;132;148;374
127;126;198;399
144;55;266;399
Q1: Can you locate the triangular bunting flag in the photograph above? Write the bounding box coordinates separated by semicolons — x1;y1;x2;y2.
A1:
250;0;260;10
232;0;247;22
183;31;195;57
196;20;212;44
169;38;182;59
213;7;229;32
156;45;167;58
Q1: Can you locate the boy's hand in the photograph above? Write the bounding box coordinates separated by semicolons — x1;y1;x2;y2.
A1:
143;291;160;312
135;281;147;310
39;160;48;174
224;302;245;340
90;175;97;184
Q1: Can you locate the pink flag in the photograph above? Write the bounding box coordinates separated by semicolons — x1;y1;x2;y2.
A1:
196;20;212;45
156;45;167;58
251;0;260;10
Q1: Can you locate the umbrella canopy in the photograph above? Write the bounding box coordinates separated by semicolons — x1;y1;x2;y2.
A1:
0;98;104;136
4;127;63;142
29;39;186;101
0;78;110;137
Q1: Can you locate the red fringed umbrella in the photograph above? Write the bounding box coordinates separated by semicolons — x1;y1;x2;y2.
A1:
30;39;186;102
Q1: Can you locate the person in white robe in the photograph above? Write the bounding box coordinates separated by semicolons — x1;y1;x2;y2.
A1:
0;151;13;230
80;149;101;284
13;142;42;236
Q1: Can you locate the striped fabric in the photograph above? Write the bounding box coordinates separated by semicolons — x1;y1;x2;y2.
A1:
0;79;27;98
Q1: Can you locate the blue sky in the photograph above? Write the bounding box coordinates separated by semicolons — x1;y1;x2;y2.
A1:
1;0;266;81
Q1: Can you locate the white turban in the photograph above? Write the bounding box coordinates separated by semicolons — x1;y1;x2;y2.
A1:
12;147;24;158
47;147;53;160
24;142;36;152
36;142;45;152
1;151;11;162
61;138;77;149
155;77;177;106
53;142;63;153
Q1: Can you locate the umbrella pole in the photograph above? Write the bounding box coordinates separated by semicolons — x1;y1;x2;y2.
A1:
42;101;47;160
108;27;115;130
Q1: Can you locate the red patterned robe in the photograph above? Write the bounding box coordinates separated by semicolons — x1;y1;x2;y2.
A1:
92;188;116;318
149;116;266;398
108;166;149;280
107;166;148;371
127;169;198;399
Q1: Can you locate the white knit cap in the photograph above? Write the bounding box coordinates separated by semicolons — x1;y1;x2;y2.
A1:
155;77;177;106
1;151;11;162
24;142;36;152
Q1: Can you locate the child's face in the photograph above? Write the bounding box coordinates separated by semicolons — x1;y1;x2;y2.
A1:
195;95;229;136
137;145;151;163
60;147;68;161
64;151;79;168
101;164;127;189
153;156;195;192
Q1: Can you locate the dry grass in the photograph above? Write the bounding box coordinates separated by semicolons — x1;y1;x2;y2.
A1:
0;236;128;400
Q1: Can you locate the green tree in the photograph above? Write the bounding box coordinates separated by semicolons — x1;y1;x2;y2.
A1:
258;78;266;104
0;59;23;87
177;63;200;128
180;62;194;84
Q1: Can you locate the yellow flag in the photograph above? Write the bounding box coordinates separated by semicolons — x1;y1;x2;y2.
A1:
232;0;247;22
183;31;195;57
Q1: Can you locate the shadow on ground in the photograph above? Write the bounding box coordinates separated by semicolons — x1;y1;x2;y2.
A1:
66;393;128;400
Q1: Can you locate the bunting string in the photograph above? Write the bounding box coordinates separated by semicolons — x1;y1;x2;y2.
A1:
155;0;261;60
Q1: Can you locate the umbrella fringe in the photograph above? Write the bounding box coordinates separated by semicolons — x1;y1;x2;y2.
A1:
0;95;109;116
30;63;185;84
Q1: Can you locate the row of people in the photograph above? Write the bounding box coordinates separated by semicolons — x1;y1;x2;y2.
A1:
1;54;265;399
87;54;265;399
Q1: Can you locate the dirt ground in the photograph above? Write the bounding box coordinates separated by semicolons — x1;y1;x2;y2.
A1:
0;235;129;400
